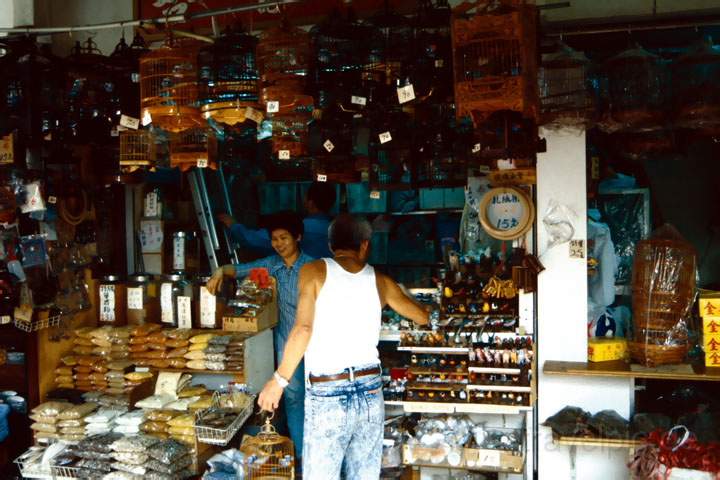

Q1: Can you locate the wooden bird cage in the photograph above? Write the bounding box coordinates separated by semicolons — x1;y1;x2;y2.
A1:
257;21;311;86
261;87;314;161
169;127;217;171
119;129;156;172
602;44;668;132
539;42;593;127
451;0;539;126
672;37;720;131
241;417;295;479
139;37;203;133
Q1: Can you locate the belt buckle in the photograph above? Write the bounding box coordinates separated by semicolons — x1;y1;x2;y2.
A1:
348;366;355;382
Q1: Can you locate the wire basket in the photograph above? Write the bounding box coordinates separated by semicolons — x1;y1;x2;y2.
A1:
15;448;80;480
194;390;256;446
119;129;155;171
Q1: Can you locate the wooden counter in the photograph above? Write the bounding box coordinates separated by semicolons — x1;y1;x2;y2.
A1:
543;360;720;382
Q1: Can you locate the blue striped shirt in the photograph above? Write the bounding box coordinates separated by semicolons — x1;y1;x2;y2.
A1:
234;252;315;351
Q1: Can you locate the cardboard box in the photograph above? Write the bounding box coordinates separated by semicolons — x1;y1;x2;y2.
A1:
699;289;720;319
588;337;628;362
222;298;277;333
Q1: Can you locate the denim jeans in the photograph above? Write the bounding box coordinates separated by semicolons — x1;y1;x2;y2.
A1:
276;338;305;461
302;366;384;480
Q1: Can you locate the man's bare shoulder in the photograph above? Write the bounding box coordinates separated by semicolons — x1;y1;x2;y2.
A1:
299;259;327;280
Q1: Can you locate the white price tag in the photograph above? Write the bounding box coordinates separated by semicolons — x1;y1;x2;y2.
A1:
144;192;158;217
160;283;174;324
120;114;140;130
131;73;140;83
139;220;163;253
196;158;208;168
266;101;279;113
478;449;501;468
472;143;482;153
382;439;395;447
177;296;192;329
99;285;116;323
369;190;381;200
323;139;335;152
47;196;57;204
127;287;144;310
435;59;444;68
200;286;217;328
110;126;119;137
397;84;415;104
135;366;150;373
245;106;264;124
0;315;10;325
278;150;290;160
173;236;185;271
379;131;392;144
13;306;32;323
141;110;152;126
316;174;327;182
351;95;367;106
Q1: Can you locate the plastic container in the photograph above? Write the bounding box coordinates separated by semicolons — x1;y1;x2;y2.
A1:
126;274;160;325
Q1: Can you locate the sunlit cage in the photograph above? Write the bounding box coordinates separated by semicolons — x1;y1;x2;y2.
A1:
169;127;217;171
140;36;203;133
451;0;539;127
672;37;720;131
601;43;668;132
119;129;156;172
261;85;314;161
408;0;453;102
241;416;295;479
198;26;260;127
539;42;593;127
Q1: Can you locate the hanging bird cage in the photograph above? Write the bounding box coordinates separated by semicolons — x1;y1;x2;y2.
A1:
602;44;667;132
241;416;295;479
198;26;260;127
451;0;539;126
139;36;203;133
261;85;314;161
672;37;720;130
109;33;148;120
408;0;453;102
257;20;311;87
367;109;414;190
539;42;593;126
169;127;217;171
119;129;155;172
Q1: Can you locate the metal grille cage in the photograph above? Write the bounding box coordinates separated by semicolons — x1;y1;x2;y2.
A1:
119;129;155;171
539;42;593;126
170;127;217;171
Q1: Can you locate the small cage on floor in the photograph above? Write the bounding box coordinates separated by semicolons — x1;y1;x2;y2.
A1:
241;416;295;479
139;36;203;133
539;42;593;126
169;128;217;171
119;130;155;172
672;37;720;130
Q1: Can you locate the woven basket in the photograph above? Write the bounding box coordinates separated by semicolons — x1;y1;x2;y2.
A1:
628;341;688;367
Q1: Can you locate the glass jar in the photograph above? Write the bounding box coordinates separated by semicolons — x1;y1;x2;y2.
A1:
169;231;199;275
159;274;193;328
126;274;160;325
97;275;127;326
193;275;225;329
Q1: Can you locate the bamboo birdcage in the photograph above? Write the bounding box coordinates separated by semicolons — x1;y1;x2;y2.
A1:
119;129;155;172
241;416;295;479
672;37;720;130
139;36;203;133
261;86;314;160
257;21;311;86
169;127;217;171
539;42;593;126
451;0;539;126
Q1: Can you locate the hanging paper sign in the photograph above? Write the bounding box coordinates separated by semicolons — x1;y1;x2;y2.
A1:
160;283;174;324
278;150;290;160
47;196;57;205
266;101;279;113
478;187;535;241
369;190;381;200
144;192;158;217
351;95;367;106
131;73;140;83
120;114;140;130
177;296;192;329
245;107;264;124
323;140;335;152
196;157;208;168
316;174;327;182
397;84;415;104
173;236;185;271
0;133;14;165
0;315;10;325
379;132;392;144
99;285;116;323
139;220;163;253
127;287;144;310
142;110;152;126
472;143;482;154
200;286;217;328
435;59;444;68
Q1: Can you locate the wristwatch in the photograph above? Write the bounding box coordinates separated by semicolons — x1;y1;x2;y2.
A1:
273;371;289;388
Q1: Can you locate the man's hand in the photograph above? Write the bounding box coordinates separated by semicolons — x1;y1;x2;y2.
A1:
258;378;284;412
218;213;236;228
205;267;225;295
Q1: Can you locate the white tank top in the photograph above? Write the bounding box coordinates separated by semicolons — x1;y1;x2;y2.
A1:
304;258;382;375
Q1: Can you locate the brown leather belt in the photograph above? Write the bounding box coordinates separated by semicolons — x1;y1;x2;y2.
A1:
309;366;381;383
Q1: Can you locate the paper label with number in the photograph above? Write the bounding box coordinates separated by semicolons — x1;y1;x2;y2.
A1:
160;283;174;324
472;143;482;153
0;315;10;325
127;287;143;310
323;140;335;152
266;101;279;113
177;296;192;329
196;158;208;168
47;196;57;204
200;286;217;328
139;220;163;253
351;95;367;106
245;107;264;124
120;114;140;130
142;110;152;126
278;150;290;160
569;239;585;259
369;190;381;200
173;236;185;271
0;133;14;165
397;84;415;104
379;132;392;144
435;59;444;68
317;174;327;182
144;192;158;217
478;449;501;468
99;285;116;322
13;306;32;323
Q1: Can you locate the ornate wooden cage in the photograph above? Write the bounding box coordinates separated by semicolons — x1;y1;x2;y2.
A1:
169;127;217;171
451;0;539;126
119;129;156;172
139;36;203;133
672;37;720;131
539;42;593;126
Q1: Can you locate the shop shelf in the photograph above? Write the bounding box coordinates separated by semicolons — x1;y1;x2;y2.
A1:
397;346;470;354
402;444;524;473
467;385;532;392
552;435;645;449
543;360;720;382
158;368;246;380
379;330;402;342
385;400;532;415
468;366;522;375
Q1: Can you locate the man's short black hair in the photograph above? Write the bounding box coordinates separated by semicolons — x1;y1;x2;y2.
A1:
328;214;372;252
266;211;304;239
307;182;336;213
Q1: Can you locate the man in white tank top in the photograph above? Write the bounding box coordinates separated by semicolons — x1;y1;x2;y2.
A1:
259;214;429;479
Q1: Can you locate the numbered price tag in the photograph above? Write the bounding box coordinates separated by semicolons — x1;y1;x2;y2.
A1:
47;196;57;205
472;143;482;154
245;107;264;124
397;84;415;104
369;190;381;200
119;114;140;130
316;174;327;182
0;133;14;165
99;285;116;323
266;101;279;113
278;150;290;160
177;296;192;329
173;236;185;271
200;286;217;328
435;59;444;68
351;95;367;106
127;287;144;310
379;131;392;144
141;110;152;126
160;283;174;324
196;157;208;168
478;450;501;468
323;140;335;153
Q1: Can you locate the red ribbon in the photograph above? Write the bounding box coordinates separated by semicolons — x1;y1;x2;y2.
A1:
642;428;720;474
248;268;272;289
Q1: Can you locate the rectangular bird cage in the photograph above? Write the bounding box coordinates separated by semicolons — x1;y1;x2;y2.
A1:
539;43;594;126
451;0;539;126
169;128;217;171
119;129;156;171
